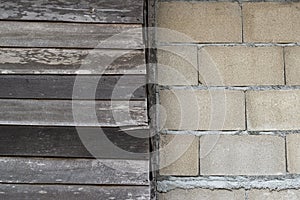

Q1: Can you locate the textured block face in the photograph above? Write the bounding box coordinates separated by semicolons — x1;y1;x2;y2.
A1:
157;2;242;43
199;46;284;86
157;46;198;86
159;90;245;130
159;189;245;200
287;134;300;173
159;135;199;176
200;135;285;175
248;189;300;200
285;47;300;85
246;90;300;131
244;2;300;43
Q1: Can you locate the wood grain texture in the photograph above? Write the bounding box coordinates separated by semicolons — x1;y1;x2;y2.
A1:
0;0;144;24
0;75;146;100
0;157;149;185
0;184;150;200
0;48;146;75
0;99;147;126
0;126;149;160
0;22;143;49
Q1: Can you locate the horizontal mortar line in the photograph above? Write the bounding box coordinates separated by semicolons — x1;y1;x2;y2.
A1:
157;42;300;47
158;0;291;2
157;85;300;91
157;174;300;192
160;130;300;136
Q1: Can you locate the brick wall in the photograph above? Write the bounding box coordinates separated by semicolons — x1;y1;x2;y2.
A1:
156;1;300;199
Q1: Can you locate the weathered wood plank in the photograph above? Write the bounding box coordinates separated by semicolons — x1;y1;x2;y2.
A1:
0;48;146;75
0;22;143;49
0;0;144;24
0;126;149;160
0;99;147;126
0;184;150;200
0;157;149;185
0;75;146;100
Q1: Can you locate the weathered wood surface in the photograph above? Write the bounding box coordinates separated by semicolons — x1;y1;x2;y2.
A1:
0;184;150;200
0;157;149;185
0;22;143;49
0;48;146;75
0;126;149;160
0;0;144;24
0;75;146;100
0;99;147;126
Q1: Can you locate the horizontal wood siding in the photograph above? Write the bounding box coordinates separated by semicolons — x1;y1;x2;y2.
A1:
0;185;150;200
0;157;148;185
0;0;144;23
0;99;147;126
0;48;146;75
0;75;146;100
0;22;143;49
0;126;149;160
0;0;149;198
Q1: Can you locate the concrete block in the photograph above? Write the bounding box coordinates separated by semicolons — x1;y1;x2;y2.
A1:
159;89;245;130
200;135;285;175
244;2;300;43
285;47;300;85
157;2;242;43
159;134;199;176
158;46;198;85
199;46;284;86
159;189;245;200
247;90;300;131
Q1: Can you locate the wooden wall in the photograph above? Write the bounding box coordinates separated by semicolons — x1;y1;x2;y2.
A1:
0;1;149;199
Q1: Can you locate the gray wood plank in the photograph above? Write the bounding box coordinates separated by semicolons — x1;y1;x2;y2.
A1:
0;75;146;100
0;126;149;160
0;48;146;75
0;157;149;185
0;99;147;126
0;184;150;200
0;22;143;49
0;0;144;24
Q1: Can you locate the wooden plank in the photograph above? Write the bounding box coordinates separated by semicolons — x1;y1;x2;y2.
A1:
0;75;146;100
0;22;143;49
0;48;146;75
0;157;149;185
0;0;144;24
0;99;147;126
0;184;150;200
0;126;149;160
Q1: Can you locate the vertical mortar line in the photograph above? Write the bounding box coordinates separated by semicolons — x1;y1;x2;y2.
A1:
197;45;200;85
244;90;248;131
285;133;289;174
198;135;201;176
240;1;244;43
282;47;287;85
245;189;249;200
197;43;202;177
